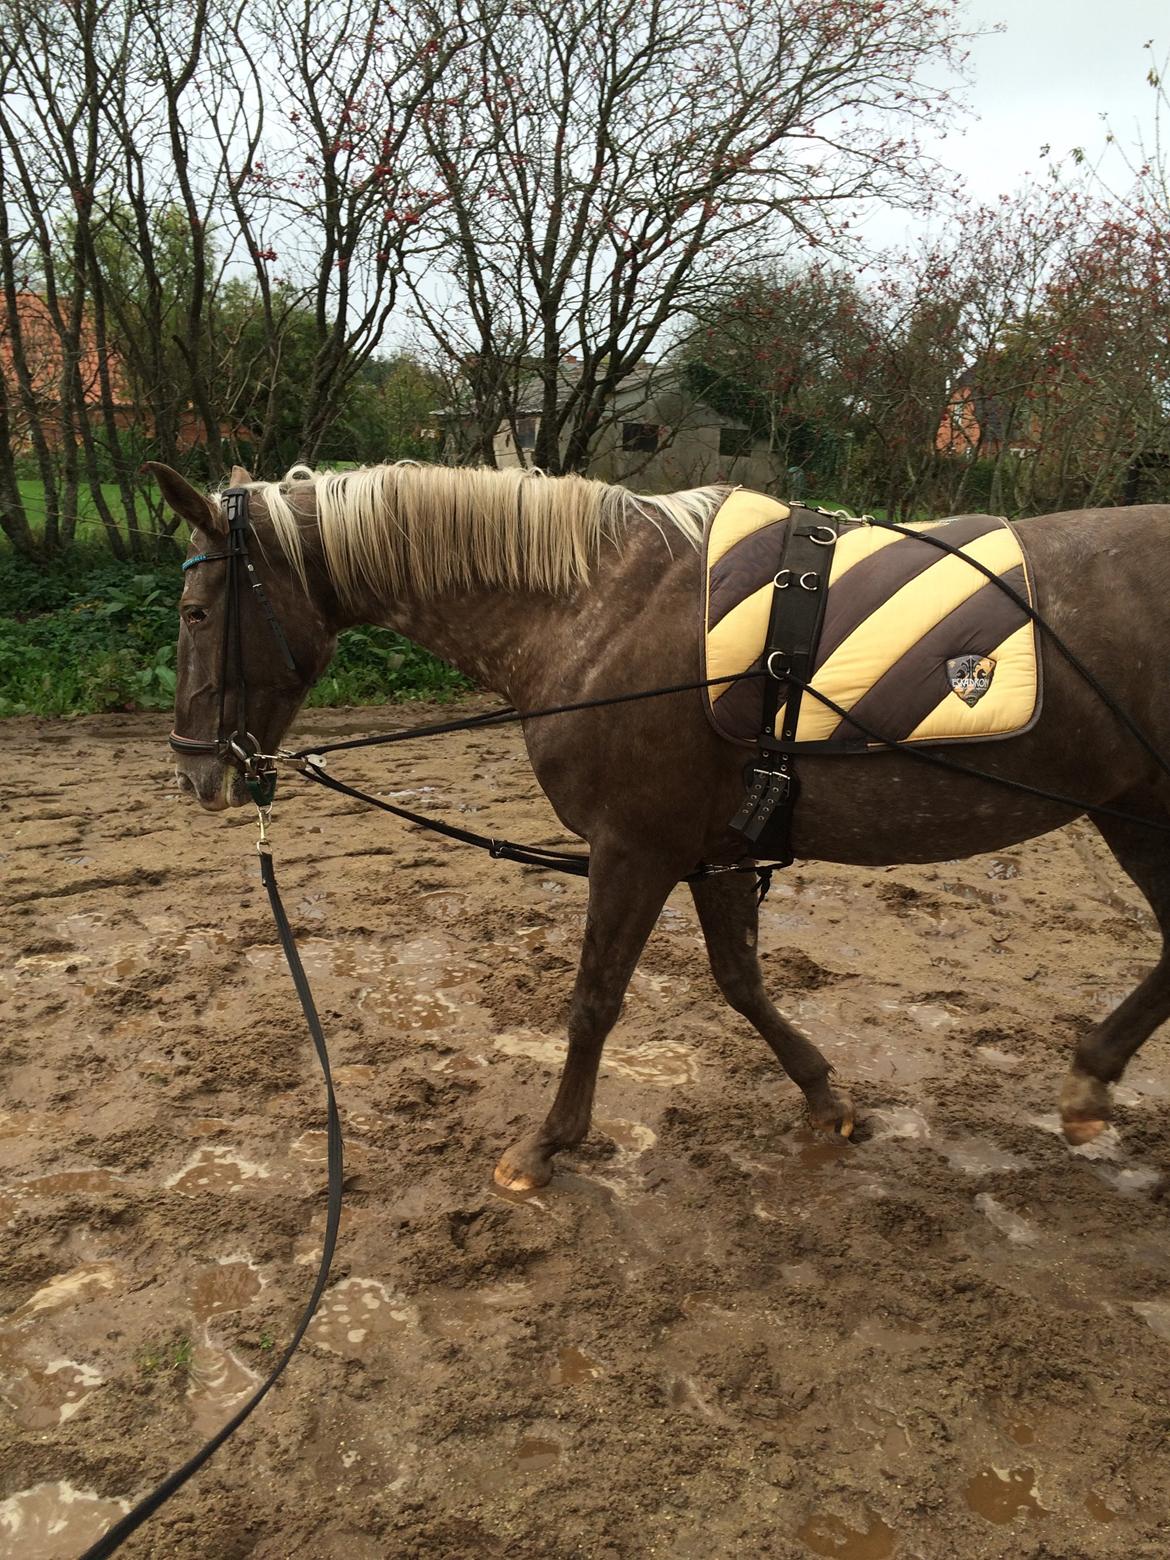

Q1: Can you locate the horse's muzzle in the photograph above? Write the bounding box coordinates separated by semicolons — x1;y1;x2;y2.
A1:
174;755;249;811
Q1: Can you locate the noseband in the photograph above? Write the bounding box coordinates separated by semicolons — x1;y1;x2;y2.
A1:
169;486;299;805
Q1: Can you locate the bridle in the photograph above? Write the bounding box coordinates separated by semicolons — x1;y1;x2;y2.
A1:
169;486;300;806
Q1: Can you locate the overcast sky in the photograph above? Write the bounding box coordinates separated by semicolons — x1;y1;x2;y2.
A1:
860;0;1166;245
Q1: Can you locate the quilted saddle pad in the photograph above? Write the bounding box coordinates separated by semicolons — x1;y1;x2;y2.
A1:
702;489;1040;749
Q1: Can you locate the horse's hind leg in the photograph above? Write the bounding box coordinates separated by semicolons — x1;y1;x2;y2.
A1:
689;871;853;1136
493;844;679;1193
1062;793;1170;1144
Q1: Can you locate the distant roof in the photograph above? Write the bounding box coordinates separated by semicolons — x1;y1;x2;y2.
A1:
434;360;690;420
0;291;130;408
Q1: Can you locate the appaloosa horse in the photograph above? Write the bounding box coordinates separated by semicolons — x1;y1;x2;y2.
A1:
151;459;1170;1190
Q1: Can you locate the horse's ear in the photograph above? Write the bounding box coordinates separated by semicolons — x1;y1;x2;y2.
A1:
230;464;255;486
142;462;224;536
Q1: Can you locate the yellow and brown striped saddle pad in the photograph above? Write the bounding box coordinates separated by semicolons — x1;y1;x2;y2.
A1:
702;489;1040;748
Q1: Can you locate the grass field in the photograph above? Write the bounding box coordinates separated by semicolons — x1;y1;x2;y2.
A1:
14;477;158;550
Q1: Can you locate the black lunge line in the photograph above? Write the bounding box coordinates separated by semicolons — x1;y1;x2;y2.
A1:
284;669;770;760
79;841;344;1560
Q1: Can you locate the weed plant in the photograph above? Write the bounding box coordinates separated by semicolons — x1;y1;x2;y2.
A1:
0;547;470;718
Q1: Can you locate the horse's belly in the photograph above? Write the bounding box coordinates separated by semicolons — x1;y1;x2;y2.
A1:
789;748;1089;867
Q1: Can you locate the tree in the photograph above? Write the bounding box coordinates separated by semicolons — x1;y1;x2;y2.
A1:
906;180;1170;517
336;353;446;465
996;217;1170;512
213;0;464;466
0;0;139;556
403;0;975;475
679;265;875;489
847;188;1096;518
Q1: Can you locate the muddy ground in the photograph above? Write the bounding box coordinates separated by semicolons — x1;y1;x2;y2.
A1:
3;703;1170;1559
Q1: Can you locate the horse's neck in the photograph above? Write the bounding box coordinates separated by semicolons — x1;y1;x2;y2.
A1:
374;586;585;706
355;518;689;708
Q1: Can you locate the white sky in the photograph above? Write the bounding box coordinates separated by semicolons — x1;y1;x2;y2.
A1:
859;0;1166;246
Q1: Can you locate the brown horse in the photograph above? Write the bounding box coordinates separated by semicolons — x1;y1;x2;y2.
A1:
151;458;1170;1191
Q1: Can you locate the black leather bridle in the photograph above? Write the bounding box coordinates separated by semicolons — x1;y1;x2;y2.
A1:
169;486;299;806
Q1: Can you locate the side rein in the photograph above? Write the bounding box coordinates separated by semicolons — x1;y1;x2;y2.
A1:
168;487;299;806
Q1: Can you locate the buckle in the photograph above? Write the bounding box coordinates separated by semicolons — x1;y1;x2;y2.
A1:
729;759;792;840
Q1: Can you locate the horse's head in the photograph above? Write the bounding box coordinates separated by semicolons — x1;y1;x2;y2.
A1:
148;462;337;811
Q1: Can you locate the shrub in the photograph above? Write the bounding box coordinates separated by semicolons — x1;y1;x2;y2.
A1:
0;551;469;717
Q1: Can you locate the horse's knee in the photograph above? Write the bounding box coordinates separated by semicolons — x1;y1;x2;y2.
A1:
567;987;624;1041
710;963;768;1021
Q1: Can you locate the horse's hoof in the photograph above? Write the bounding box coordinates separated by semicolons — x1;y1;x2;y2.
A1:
810;1088;854;1139
1060;1069;1111;1146
1062;1116;1108;1147
493;1154;552;1192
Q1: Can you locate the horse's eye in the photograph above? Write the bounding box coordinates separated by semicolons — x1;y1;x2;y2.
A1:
184;606;208;626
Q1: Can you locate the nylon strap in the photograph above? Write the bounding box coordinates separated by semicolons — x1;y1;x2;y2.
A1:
295;758;791;886
728;514;838;854
80;845;343;1560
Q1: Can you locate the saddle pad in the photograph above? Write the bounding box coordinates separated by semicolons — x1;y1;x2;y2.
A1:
702;489;1040;749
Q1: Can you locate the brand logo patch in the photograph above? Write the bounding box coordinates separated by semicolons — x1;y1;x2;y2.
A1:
947;654;996;707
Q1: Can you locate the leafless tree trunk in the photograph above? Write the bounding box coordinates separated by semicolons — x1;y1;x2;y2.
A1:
0;0;144;557
216;0;464;467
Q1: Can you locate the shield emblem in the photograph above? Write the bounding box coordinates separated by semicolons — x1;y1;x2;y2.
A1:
947;654;996;707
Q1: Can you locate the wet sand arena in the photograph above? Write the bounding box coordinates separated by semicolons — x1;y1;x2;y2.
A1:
3;703;1170;1558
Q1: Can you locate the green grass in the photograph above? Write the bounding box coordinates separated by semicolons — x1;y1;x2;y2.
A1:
16;477;156;549
0;536;470;719
139;1335;195;1375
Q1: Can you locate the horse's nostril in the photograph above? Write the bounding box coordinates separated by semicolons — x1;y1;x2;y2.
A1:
176;771;195;794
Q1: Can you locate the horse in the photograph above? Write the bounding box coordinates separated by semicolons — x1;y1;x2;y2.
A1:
150;457;1170;1192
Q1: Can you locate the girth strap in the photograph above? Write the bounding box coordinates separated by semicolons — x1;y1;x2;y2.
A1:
728;516;839;858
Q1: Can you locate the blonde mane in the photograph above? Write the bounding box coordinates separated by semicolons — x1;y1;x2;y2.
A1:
234;462;723;603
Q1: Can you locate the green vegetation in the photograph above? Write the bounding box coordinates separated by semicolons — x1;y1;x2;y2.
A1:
0;542;469;719
16;478;155;550
139;1335;195;1375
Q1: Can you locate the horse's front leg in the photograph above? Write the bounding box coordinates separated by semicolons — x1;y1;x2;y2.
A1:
689;870;853;1135
494;843;679;1192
